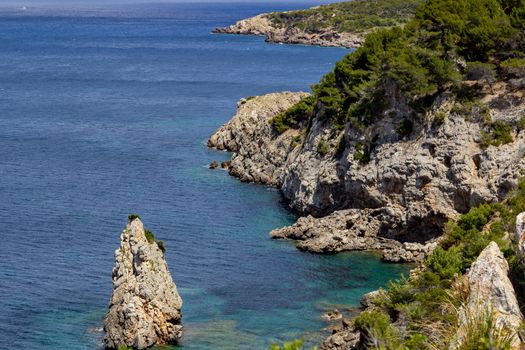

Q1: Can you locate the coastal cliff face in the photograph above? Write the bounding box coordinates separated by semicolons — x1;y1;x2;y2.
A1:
208;92;309;186
104;218;182;350
209;87;525;261
213;13;364;48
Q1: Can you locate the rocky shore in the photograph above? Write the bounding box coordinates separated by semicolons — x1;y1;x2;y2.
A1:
208;87;525;262
104;218;183;350
322;215;525;349
212;13;363;48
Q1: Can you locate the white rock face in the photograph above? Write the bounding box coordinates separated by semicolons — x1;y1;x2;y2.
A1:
456;242;524;348
213;13;364;49
208;92;309;186
104;218;182;350
517;212;525;256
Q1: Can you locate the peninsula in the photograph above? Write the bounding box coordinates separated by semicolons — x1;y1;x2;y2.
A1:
213;0;423;48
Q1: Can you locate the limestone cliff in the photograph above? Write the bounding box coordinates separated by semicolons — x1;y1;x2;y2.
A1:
208;92;309;186
208;85;525;261
104;218;183;350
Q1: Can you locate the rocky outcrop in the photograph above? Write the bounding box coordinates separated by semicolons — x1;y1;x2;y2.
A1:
209;85;525;257
321;318;361;350
213;14;363;48
455;241;524;348
270;208;438;262
104;218;183;350
320;291;385;350
208;92;309;186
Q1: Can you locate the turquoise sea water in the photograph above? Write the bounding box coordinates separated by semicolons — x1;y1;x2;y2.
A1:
0;3;409;349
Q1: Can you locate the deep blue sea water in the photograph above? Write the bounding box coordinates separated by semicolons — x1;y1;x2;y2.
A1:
0;2;409;349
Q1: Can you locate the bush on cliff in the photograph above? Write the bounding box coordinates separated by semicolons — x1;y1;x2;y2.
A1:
128;214;141;221
145;229;155;243
270;96;315;133
284;0;524;142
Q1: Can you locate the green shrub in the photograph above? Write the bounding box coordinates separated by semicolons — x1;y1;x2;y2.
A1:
270;96;315;133
433;111;447;126
268;338;312;350
386;275;415;306
501;58;525;78
354;310;400;348
427;246;464;280
128;214;141;221
353;143;370;164
317;140;329;156
457;203;495;231
397;118;414;137
144;229;155;244
519;115;525;130
155;240;166;253
266;0;423;34
481;120;513;148
404;333;430;349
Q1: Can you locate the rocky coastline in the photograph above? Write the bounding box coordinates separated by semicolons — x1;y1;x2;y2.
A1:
321;215;525;349
104;217;183;350
208;87;525;262
212;13;364;49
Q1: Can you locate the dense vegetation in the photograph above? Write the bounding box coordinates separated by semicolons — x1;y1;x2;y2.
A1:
266;0;423;34
272;0;525;138
351;178;525;348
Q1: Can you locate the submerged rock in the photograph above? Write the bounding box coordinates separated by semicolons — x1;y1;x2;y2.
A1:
209;160;219;169
104;218;182;350
322;309;343;322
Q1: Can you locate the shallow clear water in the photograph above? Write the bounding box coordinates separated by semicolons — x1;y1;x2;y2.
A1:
0;3;409;349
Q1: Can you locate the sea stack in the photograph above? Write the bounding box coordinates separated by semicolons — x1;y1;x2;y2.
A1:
104;217;183;349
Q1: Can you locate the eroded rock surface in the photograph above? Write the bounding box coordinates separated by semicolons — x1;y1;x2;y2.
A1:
455;241;524;348
270;208;438;262
213;14;363;48
104;218;183;349
208;92;309;186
